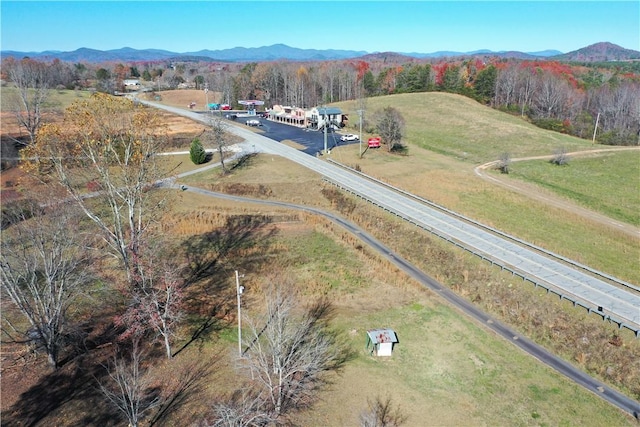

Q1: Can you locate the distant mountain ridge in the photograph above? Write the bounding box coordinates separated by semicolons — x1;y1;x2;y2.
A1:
554;42;640;62
1;42;637;63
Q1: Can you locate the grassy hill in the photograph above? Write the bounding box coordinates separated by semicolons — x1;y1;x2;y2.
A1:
330;92;639;282
2;90;639;426
338;92;605;162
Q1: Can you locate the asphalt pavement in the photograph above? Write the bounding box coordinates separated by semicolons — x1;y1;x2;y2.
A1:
140;99;640;418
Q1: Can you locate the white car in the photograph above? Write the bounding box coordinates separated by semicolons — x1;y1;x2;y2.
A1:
340;134;359;142
246;119;261;126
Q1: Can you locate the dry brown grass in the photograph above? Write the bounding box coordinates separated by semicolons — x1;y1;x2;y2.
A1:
139;89;223;111
175;153;640;406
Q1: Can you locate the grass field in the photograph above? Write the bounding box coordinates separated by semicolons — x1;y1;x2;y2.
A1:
149;188;636;426
337;92;595;163
0;86;91;112
163;178;638;427
325;139;639;284
509;151;640;226
2;89;639;425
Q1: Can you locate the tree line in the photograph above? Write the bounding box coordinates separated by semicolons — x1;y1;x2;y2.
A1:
2;54;639;147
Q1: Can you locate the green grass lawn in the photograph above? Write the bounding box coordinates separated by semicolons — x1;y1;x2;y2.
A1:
292;283;636;426
509;151;640;226
337;92;595;163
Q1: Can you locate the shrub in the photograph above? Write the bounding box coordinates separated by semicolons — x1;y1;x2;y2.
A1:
550;147;570;166
531;117;566;133
497;152;511;174
190;138;206;165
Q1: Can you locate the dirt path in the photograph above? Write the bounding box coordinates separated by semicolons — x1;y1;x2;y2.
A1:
474;147;640;239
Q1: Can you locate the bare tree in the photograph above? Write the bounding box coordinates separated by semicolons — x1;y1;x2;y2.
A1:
375;106;405;152
98;338;159;427
359;395;408;427
207;388;273;427
149;355;215;426
3;57;52;145
531;71;571;119
115;249;186;359
239;288;351;420
22;92;169;286
495;64;518;111
0;202;93;369
206;114;231;174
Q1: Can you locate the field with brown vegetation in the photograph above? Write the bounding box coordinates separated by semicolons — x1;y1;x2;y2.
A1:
2;89;639;426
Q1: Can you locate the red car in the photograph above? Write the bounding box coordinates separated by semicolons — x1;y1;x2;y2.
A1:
221;104;232;110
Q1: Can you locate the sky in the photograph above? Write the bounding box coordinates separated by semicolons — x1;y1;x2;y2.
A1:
1;1;638;54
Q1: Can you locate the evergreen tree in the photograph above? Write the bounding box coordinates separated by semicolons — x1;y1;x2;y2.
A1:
190;138;206;165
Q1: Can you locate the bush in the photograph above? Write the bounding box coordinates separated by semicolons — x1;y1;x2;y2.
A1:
550;147;570;166
189;138;206;165
531;117;566;133
597;130;638;146
497;152;511;174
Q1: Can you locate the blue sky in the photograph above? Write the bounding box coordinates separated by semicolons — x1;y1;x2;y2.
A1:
1;1;638;54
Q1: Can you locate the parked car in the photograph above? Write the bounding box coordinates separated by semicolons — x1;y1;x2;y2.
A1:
246;119;261;126
221;104;232;110
340;134;359;142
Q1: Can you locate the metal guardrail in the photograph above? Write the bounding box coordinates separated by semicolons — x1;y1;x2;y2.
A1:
322;173;639;337
327;159;640;294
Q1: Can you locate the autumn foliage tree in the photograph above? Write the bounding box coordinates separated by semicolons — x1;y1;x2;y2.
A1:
114;247;186;359
22;92;170;287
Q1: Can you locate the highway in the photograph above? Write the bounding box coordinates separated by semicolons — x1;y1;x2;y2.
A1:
143;100;640;417
144;101;640;335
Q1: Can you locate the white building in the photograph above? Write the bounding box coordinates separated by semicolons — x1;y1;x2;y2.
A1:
123;79;141;90
366;328;399;357
306;106;346;130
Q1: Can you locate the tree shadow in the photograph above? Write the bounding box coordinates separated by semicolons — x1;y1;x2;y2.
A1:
2;324;122;427
229;152;258;172
174;214;279;355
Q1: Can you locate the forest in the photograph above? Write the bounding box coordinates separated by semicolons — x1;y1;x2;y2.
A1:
2;53;640;426
2;54;639;145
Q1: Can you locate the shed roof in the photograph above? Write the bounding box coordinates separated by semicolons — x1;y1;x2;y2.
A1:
367;329;398;344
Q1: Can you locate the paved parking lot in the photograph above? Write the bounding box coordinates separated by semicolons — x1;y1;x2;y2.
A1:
224;115;355;155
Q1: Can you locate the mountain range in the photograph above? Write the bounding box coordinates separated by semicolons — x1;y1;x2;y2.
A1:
1;42;637;63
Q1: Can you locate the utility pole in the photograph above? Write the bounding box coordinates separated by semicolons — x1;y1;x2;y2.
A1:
235;270;245;357
322;107;328;155
357;109;364;158
592;112;600;144
204;83;209;115
324;119;328;154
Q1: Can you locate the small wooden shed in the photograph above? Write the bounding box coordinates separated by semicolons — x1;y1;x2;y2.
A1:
366;328;398;356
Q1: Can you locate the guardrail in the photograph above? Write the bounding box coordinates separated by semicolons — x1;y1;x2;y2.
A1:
322;171;639;337
327;159;640;294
